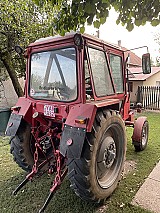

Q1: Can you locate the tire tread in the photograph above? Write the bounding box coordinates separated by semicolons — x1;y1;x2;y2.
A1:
10;122;33;172
67;109;125;202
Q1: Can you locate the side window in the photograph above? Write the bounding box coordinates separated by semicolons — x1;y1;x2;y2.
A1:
110;54;123;93
88;48;114;97
84;58;93;97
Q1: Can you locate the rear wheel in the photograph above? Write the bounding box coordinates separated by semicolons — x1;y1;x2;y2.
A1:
10;121;34;172
67;110;127;202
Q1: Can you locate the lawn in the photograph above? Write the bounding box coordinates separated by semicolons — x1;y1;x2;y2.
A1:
0;111;160;213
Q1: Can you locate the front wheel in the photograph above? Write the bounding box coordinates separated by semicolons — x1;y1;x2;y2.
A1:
133;120;149;152
67;110;127;202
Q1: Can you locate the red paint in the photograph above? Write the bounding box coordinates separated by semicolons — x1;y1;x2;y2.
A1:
8;122;13;127
67;138;73;146
132;117;147;142
65;103;97;132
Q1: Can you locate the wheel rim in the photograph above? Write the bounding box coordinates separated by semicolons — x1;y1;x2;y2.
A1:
141;122;148;146
96;123;125;188
97;136;116;170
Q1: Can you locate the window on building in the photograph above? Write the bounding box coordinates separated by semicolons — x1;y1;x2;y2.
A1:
128;82;133;92
156;81;160;87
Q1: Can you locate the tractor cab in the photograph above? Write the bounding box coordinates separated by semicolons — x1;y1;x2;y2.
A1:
25;33;126;119
26;33;150;113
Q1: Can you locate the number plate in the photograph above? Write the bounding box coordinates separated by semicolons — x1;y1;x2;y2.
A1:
44;105;55;117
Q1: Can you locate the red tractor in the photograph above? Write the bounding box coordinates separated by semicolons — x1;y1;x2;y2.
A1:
5;33;150;212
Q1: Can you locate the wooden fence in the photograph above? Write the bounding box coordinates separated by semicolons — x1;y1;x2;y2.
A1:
137;86;160;110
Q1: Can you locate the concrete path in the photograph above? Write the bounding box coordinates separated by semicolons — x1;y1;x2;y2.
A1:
132;161;160;213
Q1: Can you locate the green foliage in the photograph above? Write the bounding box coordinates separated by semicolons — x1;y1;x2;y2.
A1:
0;0;54;96
34;0;160;35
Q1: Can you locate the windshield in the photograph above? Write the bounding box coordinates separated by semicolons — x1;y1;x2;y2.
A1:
29;47;77;101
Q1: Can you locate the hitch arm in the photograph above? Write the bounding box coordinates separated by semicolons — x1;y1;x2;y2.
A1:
38;184;57;213
39;168;67;213
39;149;67;213
12;157;53;195
13;177;30;195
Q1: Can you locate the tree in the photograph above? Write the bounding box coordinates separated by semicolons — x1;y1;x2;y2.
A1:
34;0;160;34
0;0;53;97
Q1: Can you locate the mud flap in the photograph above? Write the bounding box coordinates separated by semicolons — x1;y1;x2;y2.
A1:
5;113;23;136
60;124;86;159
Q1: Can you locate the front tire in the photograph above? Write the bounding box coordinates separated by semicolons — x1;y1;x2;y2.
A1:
133;120;149;152
67;110;127;202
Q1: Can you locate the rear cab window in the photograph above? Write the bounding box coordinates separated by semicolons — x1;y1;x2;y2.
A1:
29;47;77;102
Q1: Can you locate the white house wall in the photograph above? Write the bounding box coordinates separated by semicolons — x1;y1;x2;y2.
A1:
143;71;160;86
130;81;143;103
0;78;25;107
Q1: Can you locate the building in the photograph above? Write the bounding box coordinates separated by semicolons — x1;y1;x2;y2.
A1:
128;67;160;104
118;42;160;105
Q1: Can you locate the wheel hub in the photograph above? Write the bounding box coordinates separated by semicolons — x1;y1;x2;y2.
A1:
97;135;116;173
142;127;147;146
103;140;116;168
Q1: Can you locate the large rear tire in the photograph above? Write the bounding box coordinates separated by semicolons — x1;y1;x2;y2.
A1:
67;110;127;202
10;121;34;172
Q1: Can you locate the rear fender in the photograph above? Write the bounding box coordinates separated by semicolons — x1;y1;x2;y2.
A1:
5;97;32;136
60;104;97;158
65;104;97;132
132;116;147;143
5;113;23;136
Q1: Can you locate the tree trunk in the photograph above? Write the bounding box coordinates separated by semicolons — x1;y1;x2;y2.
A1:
0;52;23;97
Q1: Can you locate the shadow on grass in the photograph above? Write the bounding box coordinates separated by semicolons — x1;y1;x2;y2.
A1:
0;172;101;213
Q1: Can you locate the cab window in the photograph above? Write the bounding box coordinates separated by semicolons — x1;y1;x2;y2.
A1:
30;47;77;101
109;54;123;93
88;48;114;97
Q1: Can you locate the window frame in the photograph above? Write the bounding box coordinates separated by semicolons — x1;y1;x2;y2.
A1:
87;46;115;98
28;46;78;103
109;53;124;94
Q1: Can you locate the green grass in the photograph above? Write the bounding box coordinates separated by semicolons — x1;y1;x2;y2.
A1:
0;111;160;213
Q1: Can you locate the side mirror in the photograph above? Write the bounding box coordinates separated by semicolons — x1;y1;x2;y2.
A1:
142;53;151;74
15;45;24;55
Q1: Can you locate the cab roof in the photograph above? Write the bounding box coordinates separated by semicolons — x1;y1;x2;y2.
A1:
28;32;123;52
